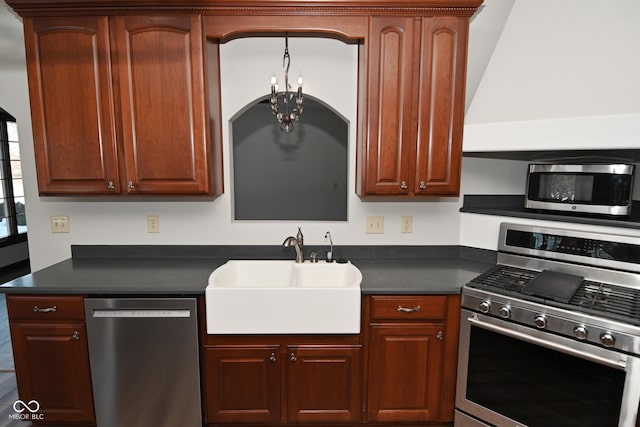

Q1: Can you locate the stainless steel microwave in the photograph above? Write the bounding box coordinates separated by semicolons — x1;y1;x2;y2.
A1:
524;163;635;216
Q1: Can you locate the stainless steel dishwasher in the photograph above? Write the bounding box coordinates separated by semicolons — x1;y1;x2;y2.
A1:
84;298;202;427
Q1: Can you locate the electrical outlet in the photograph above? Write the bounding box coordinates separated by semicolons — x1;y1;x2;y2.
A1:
147;215;160;233
366;216;384;234
401;216;413;233
51;216;70;233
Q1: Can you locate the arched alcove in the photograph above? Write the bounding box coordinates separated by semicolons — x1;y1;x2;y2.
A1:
231;94;348;221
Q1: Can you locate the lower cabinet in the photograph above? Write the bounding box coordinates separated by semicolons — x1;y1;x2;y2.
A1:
365;295;461;423
203;337;362;425
6;295;95;425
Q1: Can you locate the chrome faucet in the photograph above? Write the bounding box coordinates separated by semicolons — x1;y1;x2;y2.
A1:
283;228;304;263
325;231;334;262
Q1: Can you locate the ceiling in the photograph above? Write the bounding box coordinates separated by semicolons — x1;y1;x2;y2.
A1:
0;0;513;108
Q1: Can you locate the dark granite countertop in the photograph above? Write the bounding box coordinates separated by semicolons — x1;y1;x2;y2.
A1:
0;245;495;296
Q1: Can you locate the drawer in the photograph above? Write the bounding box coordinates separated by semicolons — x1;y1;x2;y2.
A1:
370;295;448;321
7;295;86;321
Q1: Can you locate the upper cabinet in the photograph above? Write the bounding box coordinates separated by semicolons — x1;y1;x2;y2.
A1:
9;0;479;198
24;16;119;195
357;16;469;197
23;14;221;196
114;16;215;195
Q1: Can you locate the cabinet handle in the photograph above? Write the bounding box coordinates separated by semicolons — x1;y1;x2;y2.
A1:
33;305;57;313
400;181;408;189
72;331;80;340
397;305;421;313
269;352;277;362
127;181;136;190
107;181;115;190
437;331;444;340
419;181;426;190
290;352;297;362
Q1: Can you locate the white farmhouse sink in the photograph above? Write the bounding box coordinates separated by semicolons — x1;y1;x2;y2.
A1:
205;260;362;334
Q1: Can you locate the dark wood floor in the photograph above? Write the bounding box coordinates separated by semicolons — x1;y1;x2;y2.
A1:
0;262;31;427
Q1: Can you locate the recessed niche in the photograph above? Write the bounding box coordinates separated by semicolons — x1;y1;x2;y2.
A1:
231;95;348;221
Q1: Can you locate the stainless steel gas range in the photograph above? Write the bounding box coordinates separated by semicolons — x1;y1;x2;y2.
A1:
455;222;640;427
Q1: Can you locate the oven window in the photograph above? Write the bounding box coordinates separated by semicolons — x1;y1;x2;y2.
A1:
467;326;625;427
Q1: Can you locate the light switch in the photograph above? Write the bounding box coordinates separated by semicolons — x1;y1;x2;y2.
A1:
401;216;413;233
366;216;384;234
147;215;160;233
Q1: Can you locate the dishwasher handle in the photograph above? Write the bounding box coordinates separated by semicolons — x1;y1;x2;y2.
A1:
91;309;192;318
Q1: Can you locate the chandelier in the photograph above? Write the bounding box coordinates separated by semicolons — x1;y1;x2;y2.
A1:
270;33;304;133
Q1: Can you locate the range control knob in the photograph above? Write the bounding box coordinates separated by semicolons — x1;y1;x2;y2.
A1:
600;332;616;348
533;315;547;329
573;325;588;340
478;301;491;314
498;306;511;319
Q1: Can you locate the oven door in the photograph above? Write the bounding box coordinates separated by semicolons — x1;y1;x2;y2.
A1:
455;309;640;427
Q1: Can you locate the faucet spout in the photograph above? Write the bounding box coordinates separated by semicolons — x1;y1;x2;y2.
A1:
283;235;304;263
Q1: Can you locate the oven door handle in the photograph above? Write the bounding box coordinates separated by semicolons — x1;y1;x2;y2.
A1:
467;315;627;370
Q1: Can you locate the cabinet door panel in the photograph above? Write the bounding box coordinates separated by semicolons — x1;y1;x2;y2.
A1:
10;323;95;424
115;15;211;194
287;346;361;423
25;16;119;194
367;323;444;422
360;17;416;195
204;346;280;424
415;17;468;196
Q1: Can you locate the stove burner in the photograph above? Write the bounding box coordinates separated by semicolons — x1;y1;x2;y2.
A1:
570;281;640;324
470;265;640;326
469;265;536;292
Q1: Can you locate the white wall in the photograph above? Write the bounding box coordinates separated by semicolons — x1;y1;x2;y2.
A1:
464;0;640;152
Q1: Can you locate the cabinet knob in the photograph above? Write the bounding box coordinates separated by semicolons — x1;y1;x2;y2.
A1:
400;181;408;189
72;331;80;340
107;181;115;190
290;352;297;362
127;181;136;190
419;181;426;190
437;331;444;340
269;352;277;362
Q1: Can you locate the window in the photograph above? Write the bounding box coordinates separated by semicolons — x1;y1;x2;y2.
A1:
0;107;26;243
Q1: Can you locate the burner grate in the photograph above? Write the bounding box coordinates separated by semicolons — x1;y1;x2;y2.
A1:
570;281;640;322
469;265;536;292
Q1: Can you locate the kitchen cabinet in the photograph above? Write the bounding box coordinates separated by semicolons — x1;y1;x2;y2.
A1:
203;336;362;425
365;295;460;423
23;14;221;196
6;295;95;425
358;16;469;197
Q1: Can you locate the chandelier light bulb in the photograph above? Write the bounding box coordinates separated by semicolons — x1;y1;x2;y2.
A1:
297;73;303;87
271;74;277;86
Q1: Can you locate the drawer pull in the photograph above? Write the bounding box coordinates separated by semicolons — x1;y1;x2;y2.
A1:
397;305;421;313
269;352;277;363
33;305;57;313
72;331;80;340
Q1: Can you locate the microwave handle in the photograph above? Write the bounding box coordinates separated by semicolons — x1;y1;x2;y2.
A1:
467;314;627;370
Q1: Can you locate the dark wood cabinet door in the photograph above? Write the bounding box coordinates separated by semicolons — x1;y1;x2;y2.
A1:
414;16;468;196
114;15;212;195
286;345;361;423
367;323;445;423
204;345;281;424
24;16;120;195
359;16;417;196
10;322;95;424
